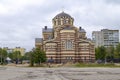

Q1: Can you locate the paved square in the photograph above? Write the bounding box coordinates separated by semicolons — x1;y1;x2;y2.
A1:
0;66;120;80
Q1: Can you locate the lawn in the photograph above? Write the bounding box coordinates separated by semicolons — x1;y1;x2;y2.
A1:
75;63;120;68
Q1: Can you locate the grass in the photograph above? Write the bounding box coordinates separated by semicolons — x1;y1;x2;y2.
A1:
29;63;47;67
74;63;120;68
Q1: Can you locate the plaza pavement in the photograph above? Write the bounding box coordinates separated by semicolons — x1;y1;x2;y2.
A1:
0;65;120;80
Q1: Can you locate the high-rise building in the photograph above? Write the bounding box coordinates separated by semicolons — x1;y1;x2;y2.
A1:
35;12;95;63
92;31;102;47
92;29;119;48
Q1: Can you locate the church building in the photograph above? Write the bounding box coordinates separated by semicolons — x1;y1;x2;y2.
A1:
35;12;95;63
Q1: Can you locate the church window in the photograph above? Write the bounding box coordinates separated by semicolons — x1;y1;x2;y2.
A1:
54;21;56;25
65;40;73;50
58;20;61;25
63;20;67;24
68;19;70;24
48;35;51;40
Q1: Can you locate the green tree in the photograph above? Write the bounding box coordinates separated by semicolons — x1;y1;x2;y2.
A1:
8;52;14;60
106;46;114;61
22;52;31;60
33;48;46;65
21;48;47;66
0;48;8;64
95;46;106;60
29;51;34;66
8;51;21;64
13;51;21;60
106;46;115;61
115;43;120;59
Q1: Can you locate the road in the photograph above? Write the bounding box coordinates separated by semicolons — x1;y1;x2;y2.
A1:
0;66;120;80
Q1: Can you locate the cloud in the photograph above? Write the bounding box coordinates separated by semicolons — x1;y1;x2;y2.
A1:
105;0;120;4
0;0;46;15
0;0;120;51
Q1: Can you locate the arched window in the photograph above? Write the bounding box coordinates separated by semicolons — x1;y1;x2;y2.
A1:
63;19;67;24
68;19;70;24
54;21;56;26
65;40;73;50
58;20;61;25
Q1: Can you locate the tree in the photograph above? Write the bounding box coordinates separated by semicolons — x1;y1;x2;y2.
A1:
22;52;31;60
8;53;13;60
33;48;46;65
28;48;46;66
106;46;114;62
95;46;106;60
0;48;8;64
115;43;120;59
29;51;34;66
8;51;21;64
0;48;3;64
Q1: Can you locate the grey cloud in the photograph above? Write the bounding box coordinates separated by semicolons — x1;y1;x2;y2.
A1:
0;0;120;51
105;0;120;4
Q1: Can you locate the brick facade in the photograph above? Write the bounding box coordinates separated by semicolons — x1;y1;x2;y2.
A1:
35;12;95;63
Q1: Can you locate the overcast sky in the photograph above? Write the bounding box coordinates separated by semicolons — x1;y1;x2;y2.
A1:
0;0;120;51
